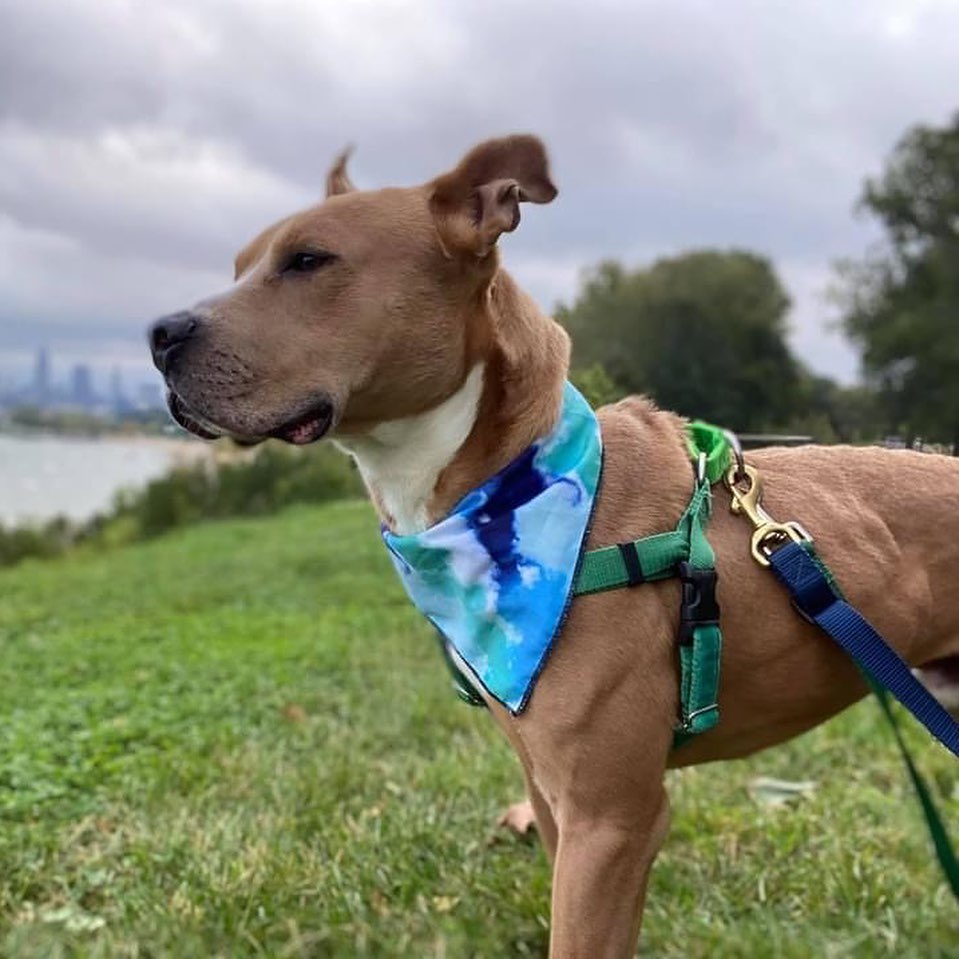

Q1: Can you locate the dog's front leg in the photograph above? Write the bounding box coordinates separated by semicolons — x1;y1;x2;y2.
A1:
525;776;559;863
548;786;670;959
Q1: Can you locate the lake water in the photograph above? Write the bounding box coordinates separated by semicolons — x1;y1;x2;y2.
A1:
0;434;203;526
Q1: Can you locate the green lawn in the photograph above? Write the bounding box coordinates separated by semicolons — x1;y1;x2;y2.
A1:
0;501;955;957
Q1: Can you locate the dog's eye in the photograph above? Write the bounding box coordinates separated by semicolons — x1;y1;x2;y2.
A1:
280;251;336;274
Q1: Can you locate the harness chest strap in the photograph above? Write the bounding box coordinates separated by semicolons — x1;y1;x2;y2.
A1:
574;422;730;743
440;421;729;742
575;480;724;743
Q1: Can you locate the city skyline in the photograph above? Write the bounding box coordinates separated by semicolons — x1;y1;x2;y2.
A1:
0;344;163;413
4;4;959;390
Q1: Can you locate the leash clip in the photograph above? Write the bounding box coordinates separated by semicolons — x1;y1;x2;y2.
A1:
724;464;811;567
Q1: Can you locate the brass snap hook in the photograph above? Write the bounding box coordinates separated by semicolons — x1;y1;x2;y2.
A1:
724;464;811;567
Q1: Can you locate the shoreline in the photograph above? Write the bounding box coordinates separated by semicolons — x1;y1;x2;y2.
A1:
0;433;218;526
0;428;216;457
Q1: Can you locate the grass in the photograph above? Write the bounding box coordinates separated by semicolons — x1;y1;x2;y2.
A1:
0;501;955;957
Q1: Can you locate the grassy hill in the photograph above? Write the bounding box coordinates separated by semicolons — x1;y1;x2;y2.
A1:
0;501;954;957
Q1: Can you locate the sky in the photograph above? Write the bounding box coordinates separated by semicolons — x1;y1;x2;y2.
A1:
1;0;957;391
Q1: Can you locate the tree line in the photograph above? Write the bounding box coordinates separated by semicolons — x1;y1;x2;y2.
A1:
560;112;959;450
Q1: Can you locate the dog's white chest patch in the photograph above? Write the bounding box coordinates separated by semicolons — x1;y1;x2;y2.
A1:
335;364;485;535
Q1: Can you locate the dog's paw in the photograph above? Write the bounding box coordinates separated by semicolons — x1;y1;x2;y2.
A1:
497;800;538;838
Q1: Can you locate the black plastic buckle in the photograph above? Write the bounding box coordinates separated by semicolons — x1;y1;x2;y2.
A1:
677;561;720;646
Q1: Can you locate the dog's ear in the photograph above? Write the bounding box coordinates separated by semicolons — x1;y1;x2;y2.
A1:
326;146;356;197
429;135;557;257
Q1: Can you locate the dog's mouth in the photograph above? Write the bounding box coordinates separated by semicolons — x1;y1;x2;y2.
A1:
167;391;223;440
269;401;335;445
165;391;335;446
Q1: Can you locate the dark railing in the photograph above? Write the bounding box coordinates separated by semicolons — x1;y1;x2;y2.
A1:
737;434;813;450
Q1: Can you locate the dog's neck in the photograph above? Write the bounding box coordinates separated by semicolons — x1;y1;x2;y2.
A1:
335;364;487;534
337;271;569;535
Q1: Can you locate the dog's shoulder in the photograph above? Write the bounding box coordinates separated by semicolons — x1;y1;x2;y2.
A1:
596;394;688;462
590;395;692;543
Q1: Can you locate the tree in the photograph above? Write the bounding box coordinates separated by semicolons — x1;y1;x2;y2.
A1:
557;250;800;430
788;372;882;444
569;363;624;409
838;113;959;449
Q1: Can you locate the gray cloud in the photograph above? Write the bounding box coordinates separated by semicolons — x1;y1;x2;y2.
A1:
1;0;958;387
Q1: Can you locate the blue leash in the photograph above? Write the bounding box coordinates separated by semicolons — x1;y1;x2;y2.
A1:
769;540;959;759
768;539;959;896
723;460;959;898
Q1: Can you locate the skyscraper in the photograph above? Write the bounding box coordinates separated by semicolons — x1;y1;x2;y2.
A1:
33;347;50;402
70;363;95;407
109;367;128;413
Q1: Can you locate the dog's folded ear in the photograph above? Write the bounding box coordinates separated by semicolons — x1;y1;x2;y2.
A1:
326;146;356;197
429;135;557;257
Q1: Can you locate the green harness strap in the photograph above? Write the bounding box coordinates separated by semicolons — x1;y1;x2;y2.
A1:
438;420;731;747
575;422;731;744
441;524;706;713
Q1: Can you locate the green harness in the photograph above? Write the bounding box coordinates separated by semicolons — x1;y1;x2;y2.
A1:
439;422;959;898
574;421;730;747
445;420;730;749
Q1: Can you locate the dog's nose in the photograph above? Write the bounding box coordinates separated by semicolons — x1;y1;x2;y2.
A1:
149;311;200;373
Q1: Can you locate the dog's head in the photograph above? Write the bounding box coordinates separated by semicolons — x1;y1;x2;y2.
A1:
148;135;557;444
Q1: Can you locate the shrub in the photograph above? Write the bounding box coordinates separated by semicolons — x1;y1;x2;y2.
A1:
2;441;363;568
570;363;625;409
0;516;77;566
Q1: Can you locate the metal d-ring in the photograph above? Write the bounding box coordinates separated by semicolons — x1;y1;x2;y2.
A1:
723;429;747;486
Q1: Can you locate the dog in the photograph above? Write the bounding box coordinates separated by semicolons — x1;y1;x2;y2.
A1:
148;135;959;957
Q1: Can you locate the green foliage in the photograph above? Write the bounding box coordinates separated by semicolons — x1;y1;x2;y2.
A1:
0;442;362;568
6;406;170;436
114;442;361;539
782;373;884;444
110;443;361;537
838;112;959;448
0;516;77;567
557;251;801;431
0;503;954;955
569;363;624;408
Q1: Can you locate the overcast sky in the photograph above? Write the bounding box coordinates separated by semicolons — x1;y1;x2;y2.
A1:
1;0;957;390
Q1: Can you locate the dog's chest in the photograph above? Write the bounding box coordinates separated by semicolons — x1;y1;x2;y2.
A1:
382;382;603;714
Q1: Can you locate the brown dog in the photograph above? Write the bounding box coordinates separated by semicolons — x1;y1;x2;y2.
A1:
148;135;959;957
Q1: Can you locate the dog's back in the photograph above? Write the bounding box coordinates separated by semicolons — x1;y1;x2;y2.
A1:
588;399;959;765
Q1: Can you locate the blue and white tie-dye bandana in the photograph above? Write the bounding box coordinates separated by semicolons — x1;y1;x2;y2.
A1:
383;382;602;714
